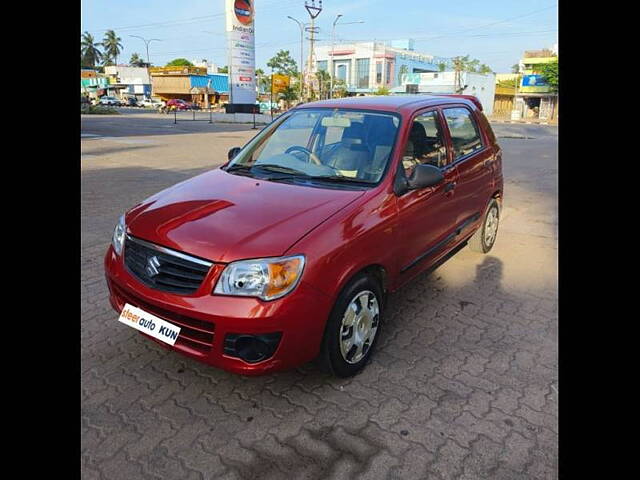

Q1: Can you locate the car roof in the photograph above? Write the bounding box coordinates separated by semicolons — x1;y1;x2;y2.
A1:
295;95;480;115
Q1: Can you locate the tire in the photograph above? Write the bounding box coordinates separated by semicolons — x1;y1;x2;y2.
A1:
318;273;383;377
469;198;500;253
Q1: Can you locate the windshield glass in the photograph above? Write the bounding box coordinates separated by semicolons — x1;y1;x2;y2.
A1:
227;108;400;185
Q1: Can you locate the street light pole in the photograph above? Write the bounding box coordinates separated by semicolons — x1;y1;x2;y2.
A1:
129;35;162;65
129;36;161;101
330;14;342;99
287;16;305;101
329;18;364;99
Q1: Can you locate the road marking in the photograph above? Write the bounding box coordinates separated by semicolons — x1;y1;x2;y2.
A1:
81;133;101;138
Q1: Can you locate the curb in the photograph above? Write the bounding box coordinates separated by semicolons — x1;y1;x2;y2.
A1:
489;120;555;126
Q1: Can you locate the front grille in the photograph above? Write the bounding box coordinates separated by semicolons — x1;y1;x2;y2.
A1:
111;282;215;353
124;236;212;295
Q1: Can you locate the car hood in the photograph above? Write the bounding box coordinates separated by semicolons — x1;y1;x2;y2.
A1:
126;168;365;263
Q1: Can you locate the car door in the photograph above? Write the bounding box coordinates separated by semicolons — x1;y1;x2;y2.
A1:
395;108;460;275
441;106;494;232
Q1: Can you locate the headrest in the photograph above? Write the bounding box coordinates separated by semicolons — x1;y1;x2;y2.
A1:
342;122;366;144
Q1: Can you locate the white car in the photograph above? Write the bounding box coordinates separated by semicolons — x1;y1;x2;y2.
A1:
140;98;163;108
99;96;121;106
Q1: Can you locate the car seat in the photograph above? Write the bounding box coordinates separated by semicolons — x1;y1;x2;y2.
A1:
327;123;372;178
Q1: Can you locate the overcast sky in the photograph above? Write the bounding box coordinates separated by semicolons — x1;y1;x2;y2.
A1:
81;0;558;73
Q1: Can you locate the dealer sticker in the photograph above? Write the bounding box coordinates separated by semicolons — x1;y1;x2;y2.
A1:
118;303;181;346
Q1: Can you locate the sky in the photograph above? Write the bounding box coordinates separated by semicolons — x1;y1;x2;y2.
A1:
80;0;558;73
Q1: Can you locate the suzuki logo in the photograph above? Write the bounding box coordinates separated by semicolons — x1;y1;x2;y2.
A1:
145;256;161;277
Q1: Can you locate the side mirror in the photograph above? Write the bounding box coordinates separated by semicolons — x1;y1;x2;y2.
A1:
407;164;444;190
228;147;241;161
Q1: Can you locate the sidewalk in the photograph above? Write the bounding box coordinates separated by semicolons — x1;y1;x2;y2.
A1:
488;115;558;126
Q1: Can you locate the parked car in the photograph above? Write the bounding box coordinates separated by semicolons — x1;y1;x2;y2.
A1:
166;99;192;111
122;97;139;107
99;96;121;106
140;97;163;108
105;95;503;377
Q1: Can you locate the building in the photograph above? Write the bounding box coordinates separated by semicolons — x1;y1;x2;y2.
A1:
313;40;443;95
390;71;496;115
149;66;230;106
104;66;151;100
191;59;219;75
514;48;558;121
492;73;518;117
81;68;112;98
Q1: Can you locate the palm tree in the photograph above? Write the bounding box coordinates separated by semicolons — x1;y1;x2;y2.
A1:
102;30;123;66
129;53;145;67
81;32;103;67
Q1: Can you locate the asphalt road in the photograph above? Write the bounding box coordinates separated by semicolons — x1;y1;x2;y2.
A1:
81;112;558;479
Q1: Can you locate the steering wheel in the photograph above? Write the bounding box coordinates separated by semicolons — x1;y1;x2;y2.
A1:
284;145;322;166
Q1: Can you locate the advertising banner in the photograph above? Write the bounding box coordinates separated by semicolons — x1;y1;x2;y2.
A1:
521;74;547;87
272;74;290;94
226;0;256;104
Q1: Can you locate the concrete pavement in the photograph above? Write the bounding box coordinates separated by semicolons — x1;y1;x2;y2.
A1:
81;113;557;479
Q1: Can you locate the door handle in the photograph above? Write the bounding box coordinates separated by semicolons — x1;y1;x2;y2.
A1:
444;182;456;193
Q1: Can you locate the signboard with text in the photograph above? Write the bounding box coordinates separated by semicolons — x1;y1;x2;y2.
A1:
272;74;290;94
225;0;256;104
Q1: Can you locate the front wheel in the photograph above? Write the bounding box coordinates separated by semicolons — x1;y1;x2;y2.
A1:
469;198;500;253
318;273;383;377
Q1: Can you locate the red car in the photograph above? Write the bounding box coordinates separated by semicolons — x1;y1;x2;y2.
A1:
105;95;503;377
166;99;192;110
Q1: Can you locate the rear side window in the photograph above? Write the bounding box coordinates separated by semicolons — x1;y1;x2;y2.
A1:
443;107;483;160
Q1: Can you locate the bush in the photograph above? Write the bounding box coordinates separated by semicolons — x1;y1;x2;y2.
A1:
81;105;119;115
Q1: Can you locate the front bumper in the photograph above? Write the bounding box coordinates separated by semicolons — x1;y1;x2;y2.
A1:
104;246;332;375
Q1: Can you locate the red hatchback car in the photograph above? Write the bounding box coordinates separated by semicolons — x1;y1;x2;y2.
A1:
104;95;503;377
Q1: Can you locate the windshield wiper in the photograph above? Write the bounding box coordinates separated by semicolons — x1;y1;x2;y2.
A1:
311;175;373;185
224;164;256;177
250;164;311;176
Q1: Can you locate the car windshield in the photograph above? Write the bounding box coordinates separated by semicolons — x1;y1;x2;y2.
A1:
226;108;400;186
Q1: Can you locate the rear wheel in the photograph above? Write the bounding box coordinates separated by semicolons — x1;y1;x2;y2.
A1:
469;198;500;253
318;273;383;377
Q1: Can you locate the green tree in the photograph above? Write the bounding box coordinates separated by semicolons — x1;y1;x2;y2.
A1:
218;65;228;73
267;50;299;76
437;62;447;72
279;86;299;109
165;58;194;67
102;30;123;65
511;63;520;74
373;85;390;96
332;78;347;98
129;53;146;67
81;32;103;68
452;55;493;74
538;59;558;93
315;70;331;100
398;64;409;83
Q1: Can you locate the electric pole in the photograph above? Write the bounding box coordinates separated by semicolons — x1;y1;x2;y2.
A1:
304;0;322;101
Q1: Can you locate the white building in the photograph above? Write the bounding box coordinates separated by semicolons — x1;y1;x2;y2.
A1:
192;59;219;75
103;66;151;99
313;40;444;94
390;71;496;115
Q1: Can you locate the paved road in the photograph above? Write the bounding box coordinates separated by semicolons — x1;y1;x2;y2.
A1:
81;113;557;479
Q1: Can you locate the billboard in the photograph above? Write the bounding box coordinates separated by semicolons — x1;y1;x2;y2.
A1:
272;74;290;94
226;0;256;104
521;74;548;87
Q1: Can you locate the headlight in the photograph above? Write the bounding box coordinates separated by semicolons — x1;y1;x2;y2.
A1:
112;215;126;256
214;255;305;301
